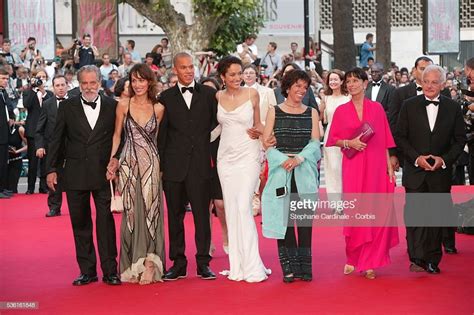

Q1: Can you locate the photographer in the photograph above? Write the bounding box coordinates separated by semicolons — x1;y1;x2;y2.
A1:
260;42;282;79
20;37;42;70
23;68;53;194
73;34;99;69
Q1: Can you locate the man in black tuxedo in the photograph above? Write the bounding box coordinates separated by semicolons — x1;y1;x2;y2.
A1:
23;71;53;194
35;75;69;217
396;65;466;274
365;63;395;114
46;66;121;286
158;52;218;280
0;69;15;199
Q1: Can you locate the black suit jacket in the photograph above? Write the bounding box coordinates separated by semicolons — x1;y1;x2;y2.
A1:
395;94;466;191
46;95;117;190
158;83;217;182
0;90;14;145
365;81;395;113
23;89;53;138
35;96;61;150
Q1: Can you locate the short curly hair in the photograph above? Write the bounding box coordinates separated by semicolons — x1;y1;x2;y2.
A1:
280;69;311;98
217;56;242;76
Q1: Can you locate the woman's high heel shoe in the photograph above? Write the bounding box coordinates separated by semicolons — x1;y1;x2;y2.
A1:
343;264;355;275
365;269;376;280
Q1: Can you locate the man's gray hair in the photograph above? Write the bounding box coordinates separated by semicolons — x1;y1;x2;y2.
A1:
422;64;446;84
77;65;101;82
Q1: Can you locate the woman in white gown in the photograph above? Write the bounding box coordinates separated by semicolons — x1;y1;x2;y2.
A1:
320;69;350;208
215;56;270;282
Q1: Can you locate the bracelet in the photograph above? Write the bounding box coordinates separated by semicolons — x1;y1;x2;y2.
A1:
343;140;348;149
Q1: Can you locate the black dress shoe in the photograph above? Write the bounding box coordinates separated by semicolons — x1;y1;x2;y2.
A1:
426;263;441;274
444;247;458;254
72;274;98;286
39;188;49;194
45;210;61;217
197;265;216;280
25;190;34;195
103;274;122;285
0;192;11;199
163;265;187;281
2;190;13;196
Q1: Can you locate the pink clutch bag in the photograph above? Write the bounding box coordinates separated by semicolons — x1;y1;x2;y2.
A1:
343;122;375;159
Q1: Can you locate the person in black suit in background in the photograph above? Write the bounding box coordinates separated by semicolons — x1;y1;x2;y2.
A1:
158;52;218;281
396;65;466;274
35;75;69;217
365;62;395;115
23;68;53;194
0;68;15;199
46;66;121;286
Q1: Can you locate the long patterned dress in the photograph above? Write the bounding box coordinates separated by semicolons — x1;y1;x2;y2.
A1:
118;105;165;282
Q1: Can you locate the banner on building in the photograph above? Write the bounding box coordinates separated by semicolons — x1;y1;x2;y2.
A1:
423;0;460;54
74;0;118;59
7;0;55;59
260;0;315;36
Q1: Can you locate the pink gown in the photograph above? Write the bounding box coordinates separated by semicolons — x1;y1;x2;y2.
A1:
326;98;399;271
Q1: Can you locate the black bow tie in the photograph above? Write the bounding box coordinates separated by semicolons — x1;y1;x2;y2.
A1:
416;86;423;91
181;86;194;94
81;96;98;109
57;97;66;101
425;99;439;106
372;82;381;87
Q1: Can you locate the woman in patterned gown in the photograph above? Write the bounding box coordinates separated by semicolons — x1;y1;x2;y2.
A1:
109;64;165;284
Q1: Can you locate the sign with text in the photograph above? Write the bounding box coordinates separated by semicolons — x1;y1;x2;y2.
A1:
260;0;315;36
423;0;460;54
7;0;55;59
75;0;118;58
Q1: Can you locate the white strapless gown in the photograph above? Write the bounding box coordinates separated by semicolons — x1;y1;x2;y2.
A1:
217;100;270;282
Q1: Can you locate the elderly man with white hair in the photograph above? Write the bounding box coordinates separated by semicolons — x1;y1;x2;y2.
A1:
395;64;466;274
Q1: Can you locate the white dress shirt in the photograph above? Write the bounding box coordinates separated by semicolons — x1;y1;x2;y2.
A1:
81;96;101;129
425;95;440;132
370;81;382;101
416;83;423;96
177;81;195;109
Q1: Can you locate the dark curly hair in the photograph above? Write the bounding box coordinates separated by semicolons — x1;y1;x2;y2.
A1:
114;77;129;97
280;69;311;98
344;67;368;82
199;76;222;90
128;63;158;102
217;56;242;76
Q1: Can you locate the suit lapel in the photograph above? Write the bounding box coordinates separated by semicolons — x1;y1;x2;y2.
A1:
376;83;387;104
365;85;372;99
51;97;58;116
73;99;93;135
189;83;201;113
416;96;431;133
431;97;446;135
173;85;190;111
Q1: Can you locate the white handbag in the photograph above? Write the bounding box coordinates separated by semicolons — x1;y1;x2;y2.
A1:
110;180;124;213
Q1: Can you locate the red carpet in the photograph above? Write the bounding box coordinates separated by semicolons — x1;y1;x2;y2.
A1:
1;187;473;315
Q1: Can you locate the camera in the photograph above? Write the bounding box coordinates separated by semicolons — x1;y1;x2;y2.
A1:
74;39;82;47
31;77;43;88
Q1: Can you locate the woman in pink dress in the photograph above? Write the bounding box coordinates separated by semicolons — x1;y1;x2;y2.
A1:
326;68;399;280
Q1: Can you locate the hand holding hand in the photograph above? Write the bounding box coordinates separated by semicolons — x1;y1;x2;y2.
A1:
262;134;276;150
390;156;400;172
416;155;433;171
429;155;444;171
36;148;46;158
247;127;262;140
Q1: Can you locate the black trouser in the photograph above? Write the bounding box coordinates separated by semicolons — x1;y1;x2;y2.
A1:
163;172;211;269
0;144;8;191
48;167;63;212
26;137;47;192
66;187;118;276
7;158;22;193
277;172;312;249
405;182;453;265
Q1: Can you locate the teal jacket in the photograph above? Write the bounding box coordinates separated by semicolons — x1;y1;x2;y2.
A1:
262;140;321;239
